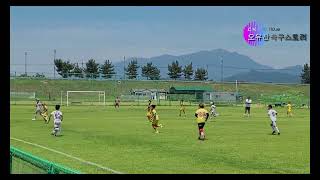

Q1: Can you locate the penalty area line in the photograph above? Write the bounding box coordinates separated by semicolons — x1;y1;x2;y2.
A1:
10;137;124;174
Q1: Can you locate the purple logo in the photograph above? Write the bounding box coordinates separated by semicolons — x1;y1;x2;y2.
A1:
243;21;265;46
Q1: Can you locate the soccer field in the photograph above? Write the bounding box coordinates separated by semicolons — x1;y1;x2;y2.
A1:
10;104;310;174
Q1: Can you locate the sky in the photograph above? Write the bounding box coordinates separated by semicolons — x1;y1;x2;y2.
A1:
10;6;310;75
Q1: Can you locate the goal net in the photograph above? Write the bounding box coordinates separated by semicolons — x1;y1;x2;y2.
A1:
65;91;105;106
10;91;36;105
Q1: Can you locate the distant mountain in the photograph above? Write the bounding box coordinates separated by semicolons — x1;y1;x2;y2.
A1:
113;49;303;82
224;70;300;83
114;49;272;81
278;65;303;75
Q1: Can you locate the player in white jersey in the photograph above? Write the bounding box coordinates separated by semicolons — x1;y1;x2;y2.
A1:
32;99;42;120
48;105;63;136
210;102;218;119
267;105;280;135
244;97;252;117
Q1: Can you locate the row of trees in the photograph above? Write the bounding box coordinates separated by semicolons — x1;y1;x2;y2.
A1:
54;59;209;80
54;59;116;79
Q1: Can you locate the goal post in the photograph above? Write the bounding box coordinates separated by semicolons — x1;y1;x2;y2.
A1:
65;91;106;107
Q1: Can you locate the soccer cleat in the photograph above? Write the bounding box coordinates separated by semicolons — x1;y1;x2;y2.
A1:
272;131;276;135
278;132;280;135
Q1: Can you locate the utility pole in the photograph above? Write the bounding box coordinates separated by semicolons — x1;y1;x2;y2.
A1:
123;56;126;80
24;52;27;76
220;56;224;91
236;80;238;94
54;49;56;79
206;64;209;81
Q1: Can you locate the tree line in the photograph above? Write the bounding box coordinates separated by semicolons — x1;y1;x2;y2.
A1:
54;58;310;83
54;59;209;80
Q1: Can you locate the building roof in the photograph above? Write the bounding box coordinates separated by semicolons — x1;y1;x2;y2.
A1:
170;86;213;92
131;89;168;93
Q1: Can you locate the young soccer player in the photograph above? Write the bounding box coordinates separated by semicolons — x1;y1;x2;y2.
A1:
48;105;63;136
287;101;293;117
146;100;152;121
267;105;280;135
179;100;186;117
32;98;42;120
210;102;218;119
244;97;252;117
114;97;120;109
41;103;49;123
150;105;163;133
195;103;209;140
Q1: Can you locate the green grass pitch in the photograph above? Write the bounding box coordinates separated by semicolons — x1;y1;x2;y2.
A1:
10;104;310;174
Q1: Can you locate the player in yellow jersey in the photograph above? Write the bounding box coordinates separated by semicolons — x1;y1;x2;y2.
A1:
150;105;163;133
287;101;293;117
41;103;49;123
179;100;186;117
195;103;209;140
146;100;152;121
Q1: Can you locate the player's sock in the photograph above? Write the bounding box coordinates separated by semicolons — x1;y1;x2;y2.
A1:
199;129;205;139
275;126;280;133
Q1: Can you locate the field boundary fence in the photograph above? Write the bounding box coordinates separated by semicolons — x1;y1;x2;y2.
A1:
10;146;81;174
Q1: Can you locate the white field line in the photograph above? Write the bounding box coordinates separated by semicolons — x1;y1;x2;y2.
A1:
10;137;124;174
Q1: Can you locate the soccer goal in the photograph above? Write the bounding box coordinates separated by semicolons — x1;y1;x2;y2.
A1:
64;91;106;106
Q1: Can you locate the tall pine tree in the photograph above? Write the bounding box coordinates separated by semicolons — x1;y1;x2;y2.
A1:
194;68;208;81
85;59;100;78
168;60;182;80
142;62;160;80
183;62;193;80
54;59;74;78
100;59;115;79
125;59;139;79
300;63;310;84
